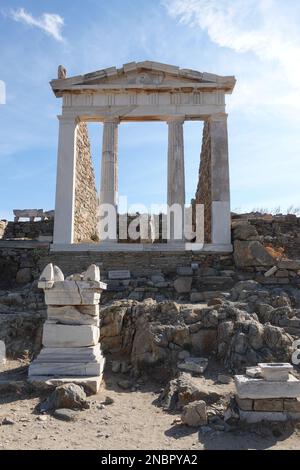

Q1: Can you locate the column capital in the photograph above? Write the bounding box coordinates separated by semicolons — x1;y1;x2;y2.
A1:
102;116;120;125
208;112;228;123
166;115;185;124
57;114;80;125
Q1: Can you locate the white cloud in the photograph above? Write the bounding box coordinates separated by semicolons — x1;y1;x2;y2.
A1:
163;0;300;112
10;8;64;42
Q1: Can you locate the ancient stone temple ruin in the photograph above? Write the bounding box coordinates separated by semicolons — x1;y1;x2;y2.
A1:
50;61;236;251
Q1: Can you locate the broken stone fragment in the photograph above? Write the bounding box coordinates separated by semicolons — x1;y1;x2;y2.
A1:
40;383;89;412
177;357;208;375
181;400;207;427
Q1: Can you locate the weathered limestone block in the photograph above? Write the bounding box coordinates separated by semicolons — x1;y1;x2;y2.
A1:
47;305;100;326
181;400;207;427
235;396;253;411
239;410;300;423
284;398;300;412
233;222;259;241
258;362;293;382
44;280;105;305
253;399;284;412
235;374;300;399
234;240;276;268
42;323;100;348
277;260;300;270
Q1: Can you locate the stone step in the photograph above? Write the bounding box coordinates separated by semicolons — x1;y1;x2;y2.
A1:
28;357;105;377
34;345;103;363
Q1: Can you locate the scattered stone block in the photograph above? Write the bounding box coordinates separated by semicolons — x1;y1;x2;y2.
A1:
178;357;208;374
264;266;277;277
40;383;89;412
181;400;207;427
53;408;78;422
246;366;262;378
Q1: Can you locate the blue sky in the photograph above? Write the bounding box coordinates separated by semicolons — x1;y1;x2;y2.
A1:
0;0;300;220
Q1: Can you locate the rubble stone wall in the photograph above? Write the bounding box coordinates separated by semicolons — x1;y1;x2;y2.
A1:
1;220;54;240
248;214;300;260
73;123;98;243
195;122;212;243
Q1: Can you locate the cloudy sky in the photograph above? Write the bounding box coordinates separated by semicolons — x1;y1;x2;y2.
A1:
0;0;299;220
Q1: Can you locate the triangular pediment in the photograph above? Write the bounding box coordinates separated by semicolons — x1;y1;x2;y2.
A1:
51;61;236;96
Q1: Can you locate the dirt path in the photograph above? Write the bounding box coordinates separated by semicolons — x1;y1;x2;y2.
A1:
0;361;300;450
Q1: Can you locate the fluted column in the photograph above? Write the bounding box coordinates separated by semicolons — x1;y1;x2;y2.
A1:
99;119;119;242
209;113;231;246
167;116;185;242
53;115;77;245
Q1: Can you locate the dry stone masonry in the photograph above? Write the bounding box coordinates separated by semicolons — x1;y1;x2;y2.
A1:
28;263;107;393
73;123;98;243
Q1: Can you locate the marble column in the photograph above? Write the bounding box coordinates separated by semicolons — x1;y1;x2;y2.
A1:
99;119;119;242
209;113;231;246
53;115;77;245
167;117;185;242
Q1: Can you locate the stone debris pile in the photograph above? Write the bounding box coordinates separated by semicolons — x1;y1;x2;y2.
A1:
235;362;300;423
28;263;107;393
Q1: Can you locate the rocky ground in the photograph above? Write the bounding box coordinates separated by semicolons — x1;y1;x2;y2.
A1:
1;359;300;450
